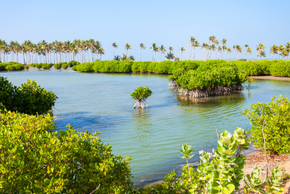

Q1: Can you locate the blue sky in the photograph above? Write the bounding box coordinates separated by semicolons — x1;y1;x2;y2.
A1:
1;0;289;61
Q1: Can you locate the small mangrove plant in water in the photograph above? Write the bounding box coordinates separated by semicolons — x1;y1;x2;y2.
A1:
130;86;152;109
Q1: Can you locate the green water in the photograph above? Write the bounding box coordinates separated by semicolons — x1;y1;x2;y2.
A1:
2;68;290;186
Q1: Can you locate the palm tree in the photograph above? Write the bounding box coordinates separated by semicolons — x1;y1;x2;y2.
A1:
214;39;219;59
285;42;290;60
98;47;105;60
189;37;195;60
165;52;175;60
192;40;200;60
150;43;159;61
256;43;266;60
236;45;242;60
245;47;252;60
226;47;232;61
125;43;131;55
270;45;279;60
169;46;174;52
160;45;166;61
201;43;207;61
221;39;227;59
233;45;237;60
222;45;227;60
129;55;135;61
112;42;118;58
180;47;186;60
218;46;222;59
139;43;145;61
278;44;285;60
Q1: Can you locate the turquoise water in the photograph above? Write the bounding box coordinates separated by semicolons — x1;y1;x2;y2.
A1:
2;68;290;186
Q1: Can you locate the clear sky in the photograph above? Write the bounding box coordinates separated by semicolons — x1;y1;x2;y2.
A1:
1;0;289;61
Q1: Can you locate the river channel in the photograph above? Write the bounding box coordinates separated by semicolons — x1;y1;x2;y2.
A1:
2;68;290;186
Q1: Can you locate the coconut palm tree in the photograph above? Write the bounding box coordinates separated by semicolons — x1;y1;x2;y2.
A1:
214;39;219;59
129;55;135;61
201;43;207;61
233;45;237;60
192;40;200;60
160;45;166;61
150;43;159;61
218;46;222;59
236;45;242;59
270;45;279;60
246;47;252;60
180;47;186;60
125;43;131;55
165;52;175;60
256;43;266;60
278;44;285;60
98;47;105;60
189;37;195;60
139;43;145;61
222;45;227;60
169;46;174;53
112;42;118;58
226;47;232;61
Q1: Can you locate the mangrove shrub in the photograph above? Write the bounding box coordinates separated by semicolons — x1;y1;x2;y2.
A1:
243;95;290;154
0;110;133;193
130;86;152;109
0;77;58;115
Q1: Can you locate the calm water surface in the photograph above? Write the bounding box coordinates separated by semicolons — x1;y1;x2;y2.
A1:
2;68;290;186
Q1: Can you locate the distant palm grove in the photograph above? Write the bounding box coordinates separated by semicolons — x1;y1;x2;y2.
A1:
0;36;290;64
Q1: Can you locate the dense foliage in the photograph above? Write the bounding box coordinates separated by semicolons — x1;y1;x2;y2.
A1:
0;62;28;71
243;95;290;154
71;60;290;78
130;86;152;100
136;128;283;193
0;77;58;115
169;61;247;90
0;110;133;193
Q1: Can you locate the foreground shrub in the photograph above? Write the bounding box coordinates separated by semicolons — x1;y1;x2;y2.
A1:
0;111;133;193
136;127;283;193
0;77;58;115
243;95;290;154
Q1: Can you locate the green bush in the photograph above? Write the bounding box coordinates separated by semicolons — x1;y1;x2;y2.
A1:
169;62;247;90
269;61;290;77
0;111;133;193
0;77;58;115
35;63;42;69
62;63;69;69
243;95;290;154
42;63;53;69
54;62;62;69
68;60;79;67
77;62;94;72
136;127;284;193
72;65;78;71
0;62;28;71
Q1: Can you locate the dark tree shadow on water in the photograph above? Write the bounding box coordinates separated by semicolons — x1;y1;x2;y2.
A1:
53;111;126;134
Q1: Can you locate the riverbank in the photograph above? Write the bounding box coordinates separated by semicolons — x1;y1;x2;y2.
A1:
249;75;290;81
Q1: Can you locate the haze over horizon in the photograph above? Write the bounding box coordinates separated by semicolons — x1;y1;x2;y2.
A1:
1;0;289;61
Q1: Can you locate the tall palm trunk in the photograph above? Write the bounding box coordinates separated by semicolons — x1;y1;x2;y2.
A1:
189;47;192;60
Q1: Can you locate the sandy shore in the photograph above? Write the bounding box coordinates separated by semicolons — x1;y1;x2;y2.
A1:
249;75;290;81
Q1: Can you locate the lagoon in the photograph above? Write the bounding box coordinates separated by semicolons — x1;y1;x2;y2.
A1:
2;67;290;186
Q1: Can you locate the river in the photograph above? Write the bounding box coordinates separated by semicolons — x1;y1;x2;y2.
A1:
2;67;290;186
